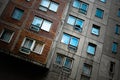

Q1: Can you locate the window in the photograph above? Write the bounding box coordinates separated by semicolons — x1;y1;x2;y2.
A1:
100;0;106;3
30;16;52;32
67;15;84;32
55;54;73;69
61;33;79;51
0;29;14;43
115;25;120;35
81;75;90;80
87;43;96;55
118;9;120;17
11;8;24;20
112;42;118;53
20;37;45;54
73;0;89;14
82;63;92;76
91;25;100;36
109;62;115;77
39;0;59;12
95;8;104;18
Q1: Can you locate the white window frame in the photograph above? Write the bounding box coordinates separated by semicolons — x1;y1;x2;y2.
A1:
0;29;14;43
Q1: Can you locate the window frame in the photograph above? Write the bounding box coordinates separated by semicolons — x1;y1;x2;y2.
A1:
112;42;118;53
30;16;52;32
0;29;14;43
39;0;59;12
87;43;96;55
95;8;104;19
91;24;100;36
11;7;24;20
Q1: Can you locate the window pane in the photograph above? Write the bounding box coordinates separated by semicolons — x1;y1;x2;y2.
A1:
12;8;24;20
67;16;76;25
118;9;120;17
75;19;84;28
64;57;72;69
33;42;44;54
23;38;33;49
112;42;117;53
61;33;70;45
49;2;59;12
100;0;106;2
83;64;92;76
115;25;120;34
40;0;50;8
32;17;43;27
95;8;104;18
81;3;88;11
41;20;52;32
73;0;80;9
70;37;79;47
87;44;96;55
0;29;13;42
55;54;63;65
92;25;100;35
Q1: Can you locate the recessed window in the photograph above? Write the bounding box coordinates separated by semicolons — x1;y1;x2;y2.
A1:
11;8;24;20
0;29;14;43
20;37;45;54
87;43;96;55
55;54;73;69
95;8;104;18
82;63;92;76
100;0;106;3
73;0;89;14
61;33;79;51
30;16;52;32
112;42;118;53
39;0;59;12
67;15;84;32
115;25;120;35
91;25;100;36
118;9;120;17
109;62;115;77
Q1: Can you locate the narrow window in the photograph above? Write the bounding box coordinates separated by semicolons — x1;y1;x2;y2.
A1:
95;8;104;18
109;62;115;78
112;42;118;53
64;57;72;69
118;8;120;17
87;43;96;55
0;29;14;43
11;8;24;20
82;63;92;76
55;54;64;65
115;25;120;35
91;24;100;36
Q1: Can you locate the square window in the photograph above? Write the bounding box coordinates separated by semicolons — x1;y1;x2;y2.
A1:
112;42;118;53
64;57;72;69
32;41;45;54
67;15;84;32
115;25;120;35
61;33;79;51
95;8;104;18
82;64;92;76
11;8;24;20
118;9;120;17
73;0;80;9
87;43;96;55
100;0;106;3
91;25;100;36
0;29;14;43
39;0;59;12
30;16;52;32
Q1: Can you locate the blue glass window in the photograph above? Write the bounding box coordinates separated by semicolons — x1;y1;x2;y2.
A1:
112;42;118;53
115;25;120;35
82;64;92;76
100;0;106;3
73;0;88;14
12;8;24;20
70;37;79;47
55;54;63;65
91;25;100;36
87;43;96;55
95;8;104;18
64;57;72;69
61;33;70;45
67;15;84;31
118;9;120;17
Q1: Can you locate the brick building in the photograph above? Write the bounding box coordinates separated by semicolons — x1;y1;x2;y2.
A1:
0;0;120;80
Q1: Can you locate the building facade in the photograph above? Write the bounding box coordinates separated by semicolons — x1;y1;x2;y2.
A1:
0;0;120;80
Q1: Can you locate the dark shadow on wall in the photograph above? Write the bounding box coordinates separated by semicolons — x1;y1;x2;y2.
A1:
0;52;49;80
